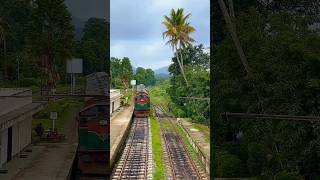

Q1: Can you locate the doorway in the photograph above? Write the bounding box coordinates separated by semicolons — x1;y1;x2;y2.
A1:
7;127;12;162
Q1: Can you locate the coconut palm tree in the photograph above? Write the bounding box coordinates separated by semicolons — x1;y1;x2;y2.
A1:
162;8;196;86
0;17;8;80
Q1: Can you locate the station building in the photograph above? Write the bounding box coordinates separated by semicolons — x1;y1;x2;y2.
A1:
0;88;44;168
110;89;121;114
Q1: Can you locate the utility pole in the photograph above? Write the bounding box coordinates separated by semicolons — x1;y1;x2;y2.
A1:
16;56;20;86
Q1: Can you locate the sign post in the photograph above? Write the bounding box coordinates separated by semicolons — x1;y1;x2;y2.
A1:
130;80;136;91
50;112;58;132
67;58;83;94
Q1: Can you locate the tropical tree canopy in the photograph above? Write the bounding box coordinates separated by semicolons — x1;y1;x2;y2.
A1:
162;8;196;49
162;8;196;86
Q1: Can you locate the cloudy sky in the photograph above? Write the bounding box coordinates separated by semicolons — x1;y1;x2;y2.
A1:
111;0;210;70
65;0;109;20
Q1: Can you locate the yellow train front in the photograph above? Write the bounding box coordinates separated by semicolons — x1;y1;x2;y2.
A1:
134;84;150;117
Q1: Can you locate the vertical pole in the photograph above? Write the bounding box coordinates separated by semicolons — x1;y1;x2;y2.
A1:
17;58;20;86
73;74;76;94
70;73;72;94
52;119;55;132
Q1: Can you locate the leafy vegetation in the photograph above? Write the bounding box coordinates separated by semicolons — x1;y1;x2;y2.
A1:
212;1;320;178
110;57;156;88
150;109;166;180
0;0;108;91
162;8;196;86
32;98;83;136
167;45;210;125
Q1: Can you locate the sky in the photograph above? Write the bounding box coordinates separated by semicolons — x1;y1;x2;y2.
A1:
65;0;109;20
111;0;210;70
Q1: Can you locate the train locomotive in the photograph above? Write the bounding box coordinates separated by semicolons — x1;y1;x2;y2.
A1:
134;84;150;117
77;72;110;175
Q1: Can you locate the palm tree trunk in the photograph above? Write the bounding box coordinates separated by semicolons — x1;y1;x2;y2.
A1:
218;0;252;77
179;48;184;67
175;47;189;86
228;0;235;20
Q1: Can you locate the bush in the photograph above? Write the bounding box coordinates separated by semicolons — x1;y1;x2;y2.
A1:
274;171;304;180
247;143;268;176
20;77;40;87
215;151;246;177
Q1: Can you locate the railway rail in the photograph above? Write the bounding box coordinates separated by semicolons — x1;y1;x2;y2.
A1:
154;105;206;180
112;117;153;180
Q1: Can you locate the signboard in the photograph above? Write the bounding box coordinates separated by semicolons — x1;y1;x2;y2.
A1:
67;58;83;74
50;112;58;120
130;80;136;86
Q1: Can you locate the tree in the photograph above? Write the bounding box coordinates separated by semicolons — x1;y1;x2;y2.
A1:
110;57;123;88
218;0;251;77
212;8;320;178
0;17;8;80
121;57;133;89
134;67;156;87
162;8;196;86
135;67;146;85
26;0;74;91
168;45;210;125
81;18;109;74
145;69;156;86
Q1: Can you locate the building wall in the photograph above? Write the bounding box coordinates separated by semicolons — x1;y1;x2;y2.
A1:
0;114;32;167
0;129;8;167
110;89;121;114
110;97;121;114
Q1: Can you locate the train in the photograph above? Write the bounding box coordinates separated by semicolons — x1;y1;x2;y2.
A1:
77;72;109;175
134;84;150;117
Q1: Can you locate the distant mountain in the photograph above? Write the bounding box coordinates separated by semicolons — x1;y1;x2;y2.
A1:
72;16;86;40
154;66;170;78
154;66;169;75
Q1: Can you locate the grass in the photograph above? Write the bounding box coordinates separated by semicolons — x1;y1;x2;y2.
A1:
174;123;205;170
190;121;210;143
32;97;83;138
150;110;166;180
121;89;134;106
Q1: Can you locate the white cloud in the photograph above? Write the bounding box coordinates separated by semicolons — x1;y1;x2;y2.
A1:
111;0;210;69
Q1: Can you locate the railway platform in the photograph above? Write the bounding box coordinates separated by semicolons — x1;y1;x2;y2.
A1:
0;143;77;180
178;118;210;176
110;105;134;168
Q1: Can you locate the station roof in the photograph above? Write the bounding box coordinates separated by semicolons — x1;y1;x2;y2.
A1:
110;89;121;100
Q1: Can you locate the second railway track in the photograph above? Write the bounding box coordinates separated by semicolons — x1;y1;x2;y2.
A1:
154;105;207;180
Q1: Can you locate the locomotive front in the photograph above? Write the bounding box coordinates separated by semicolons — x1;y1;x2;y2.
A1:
134;84;150;117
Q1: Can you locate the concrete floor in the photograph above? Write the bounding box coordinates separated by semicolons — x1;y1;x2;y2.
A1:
110;105;134;166
0;102;79;180
180;119;210;160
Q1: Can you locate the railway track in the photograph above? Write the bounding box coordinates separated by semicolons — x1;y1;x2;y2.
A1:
112;117;153;180
154;105;207;180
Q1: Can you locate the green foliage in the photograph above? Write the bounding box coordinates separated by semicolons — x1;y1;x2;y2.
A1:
26;0;74;88
20;78;40;87
134;67;156;86
110;57;134;89
168;44;210;125
274;171;304;180
215;151;246;177
213;4;320;179
150;112;166;179
80;18;109;75
121;57;133;88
